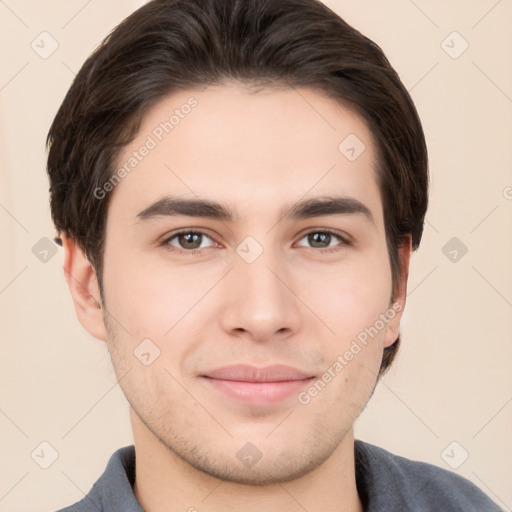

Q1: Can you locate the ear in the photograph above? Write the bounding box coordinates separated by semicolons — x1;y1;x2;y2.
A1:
383;235;412;348
62;234;108;342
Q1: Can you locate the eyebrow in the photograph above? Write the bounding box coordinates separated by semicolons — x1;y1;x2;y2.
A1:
136;195;375;225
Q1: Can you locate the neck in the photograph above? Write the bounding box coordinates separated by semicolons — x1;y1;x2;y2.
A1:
130;408;362;512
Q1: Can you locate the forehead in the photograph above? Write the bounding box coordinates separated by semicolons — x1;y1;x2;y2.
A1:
109;83;382;224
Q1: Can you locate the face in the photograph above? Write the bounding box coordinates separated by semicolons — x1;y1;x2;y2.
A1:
96;83;408;484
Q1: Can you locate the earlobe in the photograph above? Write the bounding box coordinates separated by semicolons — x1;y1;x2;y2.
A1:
61;234;108;342
384;236;412;348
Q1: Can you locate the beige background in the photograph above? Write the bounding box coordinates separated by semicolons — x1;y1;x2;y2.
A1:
1;1;511;511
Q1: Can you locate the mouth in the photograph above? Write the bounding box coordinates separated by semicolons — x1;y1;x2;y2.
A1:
199;364;316;405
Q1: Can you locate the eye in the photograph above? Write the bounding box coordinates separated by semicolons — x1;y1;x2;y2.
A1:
296;229;351;251
160;228;351;256
161;230;218;253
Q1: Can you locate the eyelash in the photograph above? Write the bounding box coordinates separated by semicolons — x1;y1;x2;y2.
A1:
159;228;352;256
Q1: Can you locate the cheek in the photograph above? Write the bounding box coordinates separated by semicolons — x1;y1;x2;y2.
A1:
335;356;381;412
104;252;210;333
301;257;392;342
103;254;228;379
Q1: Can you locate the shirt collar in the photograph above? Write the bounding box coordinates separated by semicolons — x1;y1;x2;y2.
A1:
85;441;396;511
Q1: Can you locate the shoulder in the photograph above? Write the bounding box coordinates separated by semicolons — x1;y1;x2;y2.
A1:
53;494;102;512
53;445;141;512
355;440;502;511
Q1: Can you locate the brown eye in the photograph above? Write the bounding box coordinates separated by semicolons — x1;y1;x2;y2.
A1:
308;232;333;248
162;230;216;252
176;232;203;249
296;230;350;250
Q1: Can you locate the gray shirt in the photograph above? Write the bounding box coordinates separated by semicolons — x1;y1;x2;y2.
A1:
55;441;502;511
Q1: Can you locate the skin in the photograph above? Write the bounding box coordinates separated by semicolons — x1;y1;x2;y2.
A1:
63;82;411;512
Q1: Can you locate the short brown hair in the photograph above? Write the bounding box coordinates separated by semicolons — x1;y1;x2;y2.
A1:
46;0;428;375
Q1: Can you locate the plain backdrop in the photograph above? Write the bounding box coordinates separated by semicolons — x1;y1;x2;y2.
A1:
1;1;511;511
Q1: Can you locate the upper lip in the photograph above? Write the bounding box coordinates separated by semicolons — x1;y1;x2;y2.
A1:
201;364;314;383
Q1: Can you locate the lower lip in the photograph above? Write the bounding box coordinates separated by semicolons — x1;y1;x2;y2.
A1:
200;377;315;405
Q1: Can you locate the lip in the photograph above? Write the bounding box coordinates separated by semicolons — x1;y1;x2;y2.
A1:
200;364;315;405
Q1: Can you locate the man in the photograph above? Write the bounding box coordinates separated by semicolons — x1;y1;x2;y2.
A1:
46;0;501;510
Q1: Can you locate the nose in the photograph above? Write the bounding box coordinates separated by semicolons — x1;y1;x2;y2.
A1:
218;246;303;342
